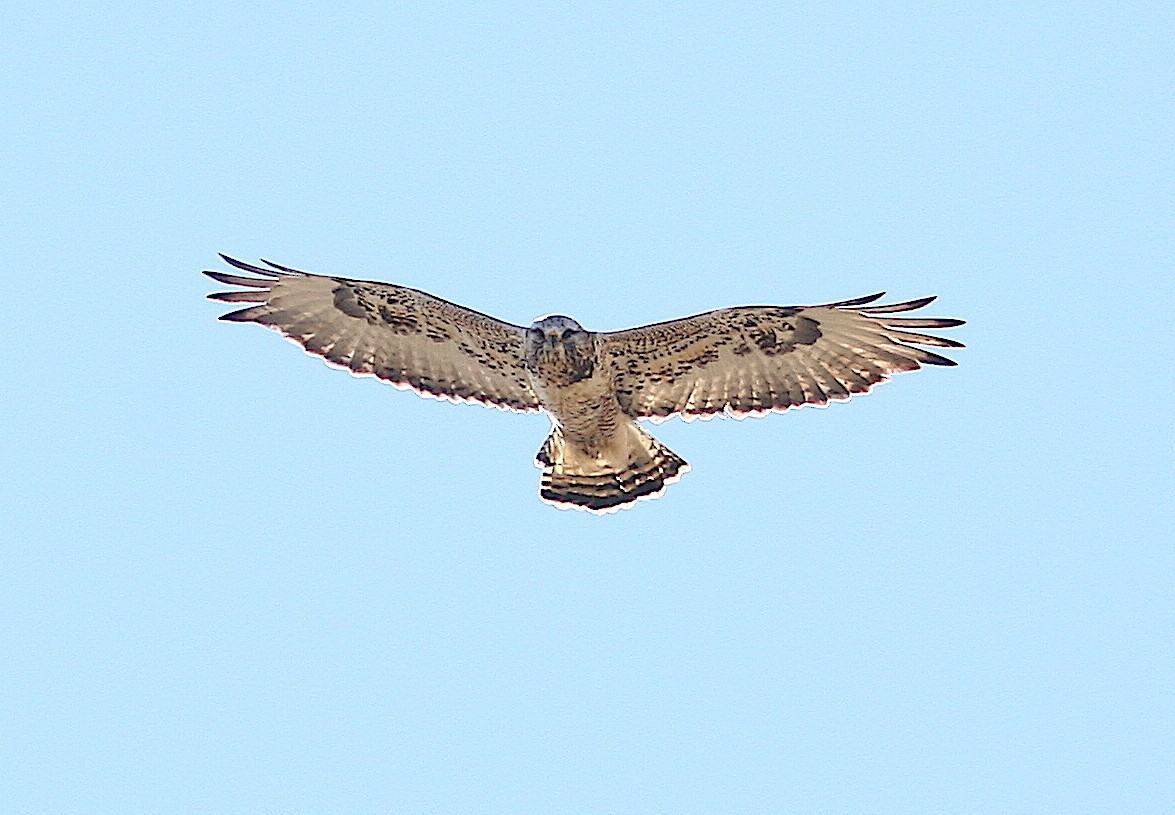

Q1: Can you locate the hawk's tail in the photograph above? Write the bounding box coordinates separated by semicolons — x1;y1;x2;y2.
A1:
535;424;689;514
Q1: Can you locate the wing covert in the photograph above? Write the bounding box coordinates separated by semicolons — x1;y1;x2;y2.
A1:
205;256;541;412
599;294;963;421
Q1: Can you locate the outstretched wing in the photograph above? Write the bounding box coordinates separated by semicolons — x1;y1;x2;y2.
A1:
205;256;541;412
599;293;964;421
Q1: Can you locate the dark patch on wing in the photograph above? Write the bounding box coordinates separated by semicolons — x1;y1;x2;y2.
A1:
332;284;369;319
793;316;822;345
750;317;821;357
378;306;421;334
753;330;778;351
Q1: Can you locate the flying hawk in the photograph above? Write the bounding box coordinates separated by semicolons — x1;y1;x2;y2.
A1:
206;256;964;513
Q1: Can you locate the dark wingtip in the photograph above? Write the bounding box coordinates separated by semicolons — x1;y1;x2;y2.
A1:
259;257;303;274
218;305;266;322
217;254;276;275
921;350;959;366
858;295;942;314
896;295;937;311
208;290;268;303
203;270;276;288
822;292;886;308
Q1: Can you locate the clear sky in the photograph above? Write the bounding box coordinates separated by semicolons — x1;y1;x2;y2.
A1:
2;2;1172;813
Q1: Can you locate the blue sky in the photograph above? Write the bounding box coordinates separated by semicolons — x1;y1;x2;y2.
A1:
2;2;1172;812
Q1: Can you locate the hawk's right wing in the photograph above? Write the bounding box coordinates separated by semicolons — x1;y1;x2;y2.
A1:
205;256;541;412
599;293;963;421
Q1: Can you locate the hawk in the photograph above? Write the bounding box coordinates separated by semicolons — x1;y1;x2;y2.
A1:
206;256;964;513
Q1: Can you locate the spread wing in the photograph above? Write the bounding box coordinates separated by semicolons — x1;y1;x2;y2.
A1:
599;293;964;421
205;256;541;412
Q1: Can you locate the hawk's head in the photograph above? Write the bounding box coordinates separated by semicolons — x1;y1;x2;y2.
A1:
525;315;596;384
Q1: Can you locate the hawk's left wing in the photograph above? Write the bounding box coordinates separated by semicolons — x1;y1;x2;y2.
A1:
205;256;541;412
599;293;963;421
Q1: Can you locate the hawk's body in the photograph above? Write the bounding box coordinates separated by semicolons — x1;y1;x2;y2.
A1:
206;257;964;513
524;315;689;508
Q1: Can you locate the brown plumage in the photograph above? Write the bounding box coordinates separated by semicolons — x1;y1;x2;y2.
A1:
206;256;964;513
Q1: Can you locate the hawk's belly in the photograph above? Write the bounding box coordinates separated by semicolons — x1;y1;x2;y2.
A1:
530;370;627;456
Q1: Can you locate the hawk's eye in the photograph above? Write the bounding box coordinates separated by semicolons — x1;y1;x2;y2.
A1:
561;328;576;340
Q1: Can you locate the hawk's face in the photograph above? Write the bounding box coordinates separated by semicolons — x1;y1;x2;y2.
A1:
525;315;596;384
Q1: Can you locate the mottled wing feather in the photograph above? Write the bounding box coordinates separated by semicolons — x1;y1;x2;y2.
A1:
600;295;963;421
205;256;541;412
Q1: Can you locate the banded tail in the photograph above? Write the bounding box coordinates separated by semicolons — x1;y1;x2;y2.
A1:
535;423;689;514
